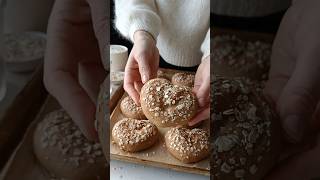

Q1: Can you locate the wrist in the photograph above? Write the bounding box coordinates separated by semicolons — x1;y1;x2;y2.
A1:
201;54;210;62
133;30;156;43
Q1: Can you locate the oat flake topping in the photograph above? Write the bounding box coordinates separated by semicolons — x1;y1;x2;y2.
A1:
212;76;275;179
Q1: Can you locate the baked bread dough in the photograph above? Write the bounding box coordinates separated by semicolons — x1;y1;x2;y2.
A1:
157;69;170;80
120;96;146;119
112;118;159;152
140;78;198;127
171;72;195;87
165;127;209;163
33;109;107;180
212;35;271;81
212;76;281;180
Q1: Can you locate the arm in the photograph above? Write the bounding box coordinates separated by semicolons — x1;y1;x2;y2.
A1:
114;0;161;41
114;0;161;105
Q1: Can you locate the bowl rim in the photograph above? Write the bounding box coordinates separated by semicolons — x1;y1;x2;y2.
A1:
2;31;47;63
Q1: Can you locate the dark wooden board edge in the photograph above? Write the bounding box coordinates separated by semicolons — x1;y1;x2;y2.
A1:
0;65;48;172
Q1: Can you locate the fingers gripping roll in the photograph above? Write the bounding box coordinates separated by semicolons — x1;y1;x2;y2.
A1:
140;78;198;127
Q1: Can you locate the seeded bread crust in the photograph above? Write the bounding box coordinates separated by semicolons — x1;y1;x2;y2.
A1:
212;35;271;81
120;96;146;119
112;118;159;152
157;70;170;80
165;127;209;163
212;76;281;180
33;109;107;180
140;78;198;127
171;72;195;87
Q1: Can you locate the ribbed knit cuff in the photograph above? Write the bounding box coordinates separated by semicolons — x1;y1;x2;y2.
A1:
129;17;160;42
201;29;210;61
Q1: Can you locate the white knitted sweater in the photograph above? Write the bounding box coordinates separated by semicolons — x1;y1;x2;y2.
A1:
114;0;210;67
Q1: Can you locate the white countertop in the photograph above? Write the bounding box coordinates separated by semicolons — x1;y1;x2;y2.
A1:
111;160;209;180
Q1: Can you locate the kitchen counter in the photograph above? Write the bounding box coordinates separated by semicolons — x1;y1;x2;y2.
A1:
111;160;209;180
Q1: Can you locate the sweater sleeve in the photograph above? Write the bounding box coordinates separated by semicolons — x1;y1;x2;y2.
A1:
200;28;210;60
114;0;161;42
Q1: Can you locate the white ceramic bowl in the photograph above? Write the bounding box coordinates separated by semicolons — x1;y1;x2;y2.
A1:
3;31;46;73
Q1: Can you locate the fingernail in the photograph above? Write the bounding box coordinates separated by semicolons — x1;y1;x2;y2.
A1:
135;98;141;106
283;115;306;143
142;74;148;83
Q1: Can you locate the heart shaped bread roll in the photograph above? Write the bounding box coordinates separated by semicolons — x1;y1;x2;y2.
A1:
112;118;159;152
212;76;281;180
140;78;198;127
212;35;271;81
120;96;146;119
33;109;107;180
171;72;195;87
165;127;209;163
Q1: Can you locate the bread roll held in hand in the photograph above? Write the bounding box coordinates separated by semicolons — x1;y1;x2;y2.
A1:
212;75;281;180
140;78;198;127
33;109;107;180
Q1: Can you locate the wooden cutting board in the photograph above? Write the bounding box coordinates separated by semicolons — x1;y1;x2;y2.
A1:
109;68;210;176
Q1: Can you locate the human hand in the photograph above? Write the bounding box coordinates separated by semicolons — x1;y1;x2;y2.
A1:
44;0;108;141
189;56;210;126
264;0;320;143
124;30;159;105
265;0;320;178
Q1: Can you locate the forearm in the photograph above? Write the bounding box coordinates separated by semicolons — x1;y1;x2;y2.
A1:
114;0;161;42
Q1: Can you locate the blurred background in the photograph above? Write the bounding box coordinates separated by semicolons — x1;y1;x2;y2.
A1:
0;0;53;119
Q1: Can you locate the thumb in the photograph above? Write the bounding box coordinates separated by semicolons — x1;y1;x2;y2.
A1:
137;51;158;84
277;62;320;143
193;75;210;108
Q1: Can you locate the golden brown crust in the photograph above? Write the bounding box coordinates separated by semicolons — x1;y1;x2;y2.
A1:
33;109;107;180
165;127;209;163
120;96;146;119
211;76;281;180
140;78;198;127
112;118;159;152
157;70;170;80
171;72;195;87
